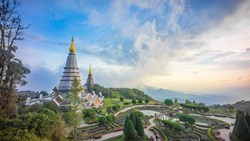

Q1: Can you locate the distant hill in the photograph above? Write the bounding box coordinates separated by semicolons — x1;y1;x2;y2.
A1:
93;84;153;100
140;86;232;105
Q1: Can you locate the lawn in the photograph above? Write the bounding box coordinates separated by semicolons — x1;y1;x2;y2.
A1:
99;98;156;114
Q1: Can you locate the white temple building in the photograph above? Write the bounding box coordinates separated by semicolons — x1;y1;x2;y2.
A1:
25;37;104;109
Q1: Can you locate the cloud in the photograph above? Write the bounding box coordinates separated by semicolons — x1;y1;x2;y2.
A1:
17;0;250;98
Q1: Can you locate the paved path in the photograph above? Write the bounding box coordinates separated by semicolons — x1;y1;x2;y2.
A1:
144;117;156;138
115;104;161;116
95;130;123;141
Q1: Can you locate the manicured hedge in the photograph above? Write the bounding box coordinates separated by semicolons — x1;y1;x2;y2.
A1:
207;126;217;141
153;127;168;141
180;103;209;112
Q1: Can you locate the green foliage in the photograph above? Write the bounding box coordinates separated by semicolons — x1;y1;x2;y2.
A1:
232;111;250;141
198;102;205;106
0;0;30;119
82;108;96;118
179;114;195;125
93;84;153;100
123;116;130;134
132;99;136;105
107;114;115;122
43;102;60;113
180;103;209;112
138;99;143;104
112;104;120;111
185;99;192;104
164;99;173;106
130;112;136;126
0;107;66;141
124;102;131;105
135;117;144;137
145;99;149;104
192;100;196;105
106;106;113;113
162;120;183;132
67;78;84;111
207;127;217;141
153;127;168;141
173;124;182;133
133;111;144;118
63;109;81;140
98;116;107;125
174;98;178;103
120;97;124;102
125;120;137;141
93;84;113;97
123;111;145;140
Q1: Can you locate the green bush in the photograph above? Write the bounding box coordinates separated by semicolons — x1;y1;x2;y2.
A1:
98;116;107;125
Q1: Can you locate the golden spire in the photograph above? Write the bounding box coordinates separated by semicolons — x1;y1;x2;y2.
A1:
89;64;92;74
69;36;76;53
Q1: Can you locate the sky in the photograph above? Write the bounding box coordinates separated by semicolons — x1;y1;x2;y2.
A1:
16;0;250;101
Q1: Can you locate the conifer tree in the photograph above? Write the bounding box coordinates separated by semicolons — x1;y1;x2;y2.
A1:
246;113;250;127
130;112;136;127
233;111;250;141
136;117;145;137
125;120;137;141
123;116;130;134
232;110;242;135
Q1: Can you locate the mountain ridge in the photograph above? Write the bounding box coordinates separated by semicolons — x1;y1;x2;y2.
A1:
139;85;233;105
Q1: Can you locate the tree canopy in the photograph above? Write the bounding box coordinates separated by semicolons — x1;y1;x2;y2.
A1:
164;99;173;106
0;0;30;119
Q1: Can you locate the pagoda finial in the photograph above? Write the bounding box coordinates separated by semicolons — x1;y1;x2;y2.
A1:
69;36;76;53
89;64;92;74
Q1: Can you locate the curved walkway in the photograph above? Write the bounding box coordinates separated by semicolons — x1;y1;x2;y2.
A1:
145;117;156;138
115;104;161;116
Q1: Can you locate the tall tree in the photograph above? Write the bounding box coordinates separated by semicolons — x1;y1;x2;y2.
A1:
232;111;250;141
65;77;84;140
0;0;30;119
125;120;137;141
123;116;130;134
130;112;136;126
174;98;178;103
135;116;144;137
246;113;250;127
67;77;84;111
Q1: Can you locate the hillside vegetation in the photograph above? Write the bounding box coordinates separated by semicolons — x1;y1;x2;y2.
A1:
93;84;153;100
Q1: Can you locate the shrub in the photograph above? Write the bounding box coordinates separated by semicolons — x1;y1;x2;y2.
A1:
145;99;149;104
107;114;115;122
124;102;131;105
132;99;136;105
120;97;124;102
98;116;107;125
138;99;143;104
164;99;173;106
112;105;120;111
